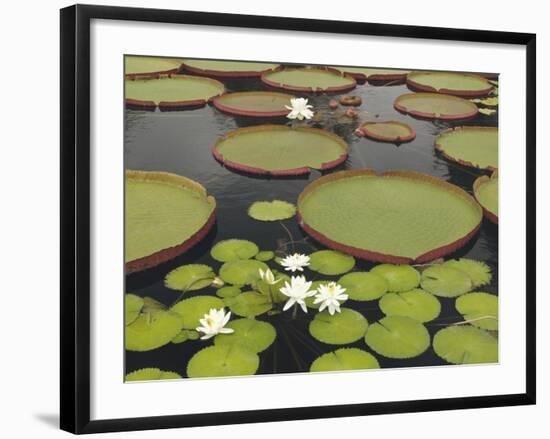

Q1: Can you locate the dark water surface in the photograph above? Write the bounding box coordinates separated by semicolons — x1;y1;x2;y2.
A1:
125;75;498;377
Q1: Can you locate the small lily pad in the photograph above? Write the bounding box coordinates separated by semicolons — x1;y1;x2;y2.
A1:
310;348;380;372
216;286;242;298
309;250;355;275
219;259;268;285
379;289;441;322
365;316;430;359
248;200;296;221
164;264;215;292
125;309;183;352
338;272;388;301
171;330;190;344
455;292;498;330
169;296;225;329
125;294;144;325
214;318;276;353
443;258;492;287
211;239;259;262
187;345;260;378
370;264;420;292
125;368;182;382
420;265;473;297
309;308;368;345
433;325;498;364
255;251;275;262
225;292;272;318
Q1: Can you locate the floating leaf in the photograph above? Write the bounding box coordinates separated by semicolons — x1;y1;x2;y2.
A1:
443;258;492;287
261;67;356;93
225;292;272;318
125;56;183;76
474;173;498;224
406;71;493;97
187;345;259;378
164;264;215;292
433;325;498;364
310;348;380;372
216;286;242;298
471;97;498;106
420;265;473;297
455;292;498;330
213;91;295;117
379;289;441;322
141;296;166;312
187;330;200;341
365;316;430;359
170;296;225;329
125;368;182;382
435;127;497;170
255;251;275;262
125;294;144;325
338;272;388;301
309;250;355;275
309;308;368;345
370;264;420;292
214;318;276;353
394;93;478;121
211;239;259;262
479;108;497;116
219;259;268;286
125;309;182;352
248;200;296;221
182;59;279;77
171;330;189;344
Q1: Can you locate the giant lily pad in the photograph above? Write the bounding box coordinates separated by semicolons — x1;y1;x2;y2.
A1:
337;272;388;301
435;127;498;171
433;325;498;364
474;172;498;224
214;318;276;352
370;264;420;292
443;258;492;287
187;345;260;378
219;260;269;285
455;292;498;330
394;93;478;121
164;264;216;292
310;348;380;372
211;239;259;262
407;71;493;97
125;294;144;325
309;308;368;345
224;292;272;318
261;67;356;93
248;200;296;221
365;316;430;359
169;296;225;329
379;289;441;322
182;59;279;78
125;170;216;273
125;308;183;352
125;368;181;382
420;265;473;298
308;250;355;275
330;66;410;84
358;121;416;143
213;91;295;117
125;56;183;77
213;125;348;176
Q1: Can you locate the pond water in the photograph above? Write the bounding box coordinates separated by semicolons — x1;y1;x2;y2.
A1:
125;74;498;377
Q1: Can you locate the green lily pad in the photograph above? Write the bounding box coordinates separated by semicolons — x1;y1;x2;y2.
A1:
213;91;295;117
433;325;498;364
443;258;492;287
219;259;268;285
211;239;259;262
407;71;493;97
394;93;479;121
164;264;215;292
125;56;183;76
125;368;182;382
187;345;260;378
455;292;498;330
474;174;498;223
225;292;272;318
169;296;225;329
338;272;388;301
435;127;498;170
125;294;144;325
370;264;420;292
216;285;242;298
365;316;430;359
379;289;441;322
309;308;368;345
262;67;356;93
255;251;275;262
248;200;296;221
420;265;473;297
182;59;279;77
310;348;380;372
309;250;355;276
330;66;410;83
125;309;183;352
171;330;190;344
214;318;276;353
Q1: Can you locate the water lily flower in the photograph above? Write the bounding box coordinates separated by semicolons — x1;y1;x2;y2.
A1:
280;275;316;313
196;308;234;340
259;268;281;285
280;253;310;272
211;276;225;288
313;282;348;315
285;97;314;120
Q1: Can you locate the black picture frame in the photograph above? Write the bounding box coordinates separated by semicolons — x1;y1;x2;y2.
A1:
60;4;536;434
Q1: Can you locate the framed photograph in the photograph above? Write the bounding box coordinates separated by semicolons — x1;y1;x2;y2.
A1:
60;4;536;434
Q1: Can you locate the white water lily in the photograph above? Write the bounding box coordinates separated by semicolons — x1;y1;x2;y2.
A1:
285;97;315;120
313;282;348;315
280;253;310;272
211;276;225;288
196;308;234;340
280;275;316;313
259;268;281;285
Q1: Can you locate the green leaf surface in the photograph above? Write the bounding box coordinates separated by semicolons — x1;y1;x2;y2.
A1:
371;264;420;292
309;250;355;276
170;296;225;330
338;272;388;301
436;127;498;170
255;251;275;262
211;239;259;262
420;265;473;297
433;325;498;364
248;200;296;221
455;292;498;330
125;367;182;382
443;258;492;287
125;309;183;352
262;67;355;91
216;285;242;299
125;294;144;326
225;292;272;318
187;345;259;378
214;318;276;353
310;348;380;372
379;289;441;322
309;308;368;345
125;56;183;75
219;259;268;285
394;93;478;120
408;71;492;95
164;264;215;291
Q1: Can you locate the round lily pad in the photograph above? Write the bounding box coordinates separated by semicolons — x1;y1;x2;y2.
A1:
125;170;216;273
187;345;260;378
125;294;144;325
219;260;268;285
443;258;492;288
213;125;348;176
125;56;183;77
213;91;296;117
125;368;182;381
248;200;296;221
211;239;259;262
365;316;430;359
358;121;416;143
474;173;498;224
214;318;276;352
309;308;368;345
255;251;275;262
297;169;482;263
261;67;356;93
224;292;272;318
370;264;420;292
407;71;493;97
420;265;473;298
125;75;224;110
435;127;498;171
169;295;225;330
338;272;388;301
182;59;279;78
379;289;441;322
125;309;182;352
310;348;380;372
164;264;215;292
216;286;242;298
308;250;355;275
394;93;478;121
455;292;498;330
330;66;410;84
433;325;498;364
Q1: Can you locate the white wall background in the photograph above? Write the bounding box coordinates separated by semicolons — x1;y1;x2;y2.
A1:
0;0;546;437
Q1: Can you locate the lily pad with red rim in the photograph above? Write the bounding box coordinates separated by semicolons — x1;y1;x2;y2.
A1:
358;121;416;143
435;127;498;171
125;56;183;78
261;67;356;93
394;93;478;121
473;172;498;224
213;91;295;117
182;59;280;78
330;66;410;84
407;71;493;97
